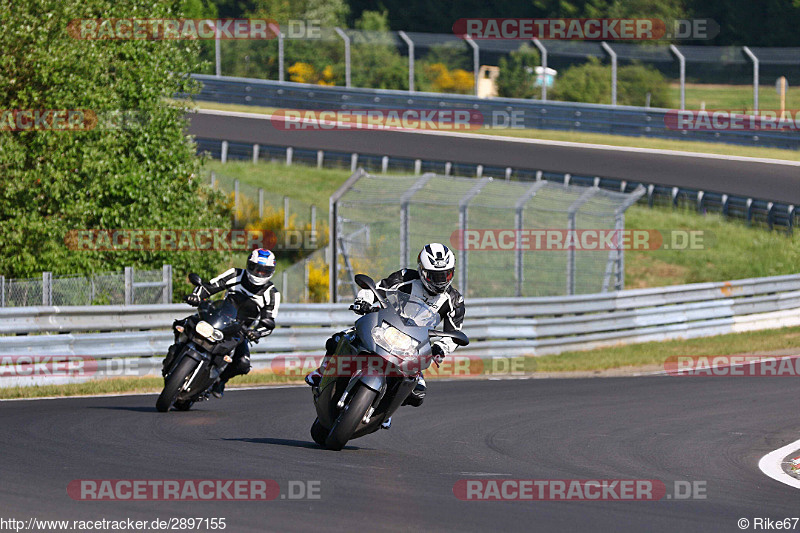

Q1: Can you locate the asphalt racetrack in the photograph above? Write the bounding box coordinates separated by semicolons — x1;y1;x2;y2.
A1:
188;111;800;204
2;372;798;532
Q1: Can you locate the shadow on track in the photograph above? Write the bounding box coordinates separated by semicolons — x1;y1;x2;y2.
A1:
222;437;364;451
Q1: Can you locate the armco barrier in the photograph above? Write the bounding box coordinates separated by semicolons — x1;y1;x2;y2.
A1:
2;274;800;387
191;74;800;150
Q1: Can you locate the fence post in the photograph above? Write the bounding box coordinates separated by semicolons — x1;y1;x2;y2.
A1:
220;141;228;164
400;173;436;268
601;42;617;106
252;144;259;163
532;38;547;101
210;171;216;188
669;45;686;110
317;150;324;168
286;146;293;165
303;258;310;302
329;169;367;302
0;275;5;307
381;156;389;173
464;37;479;97
258;188;264;219
398;31;415;92
283;196;290;229
162;265;172;304
42;271;52;306
124;267;133;305
566;188;598;295
350;153;358;173
278;30;285;82
742;46;759;112
310;204;317;231
515;181;547;296
233;179;240;227
282;270;288;301
215;21;221;77
458;177;492;297
334;27;351;88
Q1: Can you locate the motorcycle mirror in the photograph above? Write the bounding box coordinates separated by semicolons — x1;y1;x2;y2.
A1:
188;273;202;286
354;274;375;290
429;330;470;347
353;274;388;309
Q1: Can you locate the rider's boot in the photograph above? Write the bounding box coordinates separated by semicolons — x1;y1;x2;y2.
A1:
402;375;426;407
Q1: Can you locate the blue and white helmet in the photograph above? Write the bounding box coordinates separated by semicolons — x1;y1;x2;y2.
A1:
246;249;276;286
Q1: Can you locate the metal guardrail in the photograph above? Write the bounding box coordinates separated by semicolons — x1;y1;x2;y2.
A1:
2;274;800;386
191;74;800;150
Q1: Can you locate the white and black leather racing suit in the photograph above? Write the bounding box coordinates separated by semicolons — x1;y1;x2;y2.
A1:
184;268;280;384
319;268;465;407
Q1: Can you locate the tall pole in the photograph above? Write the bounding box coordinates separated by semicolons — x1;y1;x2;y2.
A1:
601;42;617;106
669;45;685;110
398;31;415;92
742;46;759;112
465;37;479;97
532;38;548;101
334;27;351;88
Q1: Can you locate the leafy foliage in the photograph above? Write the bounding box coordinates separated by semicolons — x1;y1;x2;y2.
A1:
551;58;673;107
496;45;541;99
0;0;230;300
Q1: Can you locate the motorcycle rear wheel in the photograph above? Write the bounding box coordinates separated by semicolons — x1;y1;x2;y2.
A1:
325;386;376;451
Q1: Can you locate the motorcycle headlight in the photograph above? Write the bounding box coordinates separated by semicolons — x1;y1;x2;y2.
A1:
372;322;416;356
196;321;223;342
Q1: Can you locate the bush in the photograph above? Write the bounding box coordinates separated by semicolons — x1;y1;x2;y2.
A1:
496;45;541;99
551;58;673;107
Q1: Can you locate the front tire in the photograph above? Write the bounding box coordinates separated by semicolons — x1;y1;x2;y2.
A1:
156;357;198;412
310;418;328;446
325;386;377;451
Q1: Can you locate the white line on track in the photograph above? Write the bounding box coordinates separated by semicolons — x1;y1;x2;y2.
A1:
193;108;800;167
759;439;800;490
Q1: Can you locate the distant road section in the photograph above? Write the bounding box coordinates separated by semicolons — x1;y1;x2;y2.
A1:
187;110;800;204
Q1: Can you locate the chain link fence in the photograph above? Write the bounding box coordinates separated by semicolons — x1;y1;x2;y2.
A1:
330;170;644;301
0;266;172;307
209;25;800;110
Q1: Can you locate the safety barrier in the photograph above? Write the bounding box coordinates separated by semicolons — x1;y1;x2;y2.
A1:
2;274;799;386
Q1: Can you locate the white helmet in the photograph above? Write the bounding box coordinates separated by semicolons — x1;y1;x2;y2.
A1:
246;249;276;286
417;243;456;294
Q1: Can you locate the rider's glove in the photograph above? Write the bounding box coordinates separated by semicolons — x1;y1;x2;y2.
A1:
245;329;262;342
431;342;447;366
185;294;201;306
350;298;373;315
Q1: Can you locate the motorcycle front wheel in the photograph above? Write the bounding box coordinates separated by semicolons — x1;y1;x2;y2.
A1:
156;357;198;412
325;386;377;451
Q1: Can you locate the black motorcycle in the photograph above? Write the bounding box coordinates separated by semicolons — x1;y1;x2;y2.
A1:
156;274;262;412
310;274;469;450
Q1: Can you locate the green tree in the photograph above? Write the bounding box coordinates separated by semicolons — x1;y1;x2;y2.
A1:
0;0;230;298
496;45;541;99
